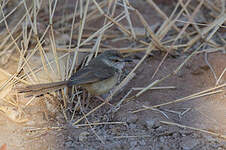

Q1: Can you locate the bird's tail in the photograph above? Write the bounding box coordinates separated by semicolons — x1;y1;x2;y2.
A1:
17;80;69;96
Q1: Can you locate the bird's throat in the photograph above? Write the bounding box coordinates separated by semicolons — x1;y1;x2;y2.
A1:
102;58;125;71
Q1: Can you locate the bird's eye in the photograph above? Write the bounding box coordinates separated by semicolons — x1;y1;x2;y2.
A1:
110;56;120;62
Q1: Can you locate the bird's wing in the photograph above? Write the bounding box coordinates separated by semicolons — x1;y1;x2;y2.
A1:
68;65;116;86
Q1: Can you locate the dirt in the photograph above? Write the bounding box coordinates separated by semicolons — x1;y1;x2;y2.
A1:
55;52;226;150
1;51;225;150
0;0;225;150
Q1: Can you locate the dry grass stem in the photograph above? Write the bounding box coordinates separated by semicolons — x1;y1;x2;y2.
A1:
132;83;226;113
0;0;225;148
160;121;226;140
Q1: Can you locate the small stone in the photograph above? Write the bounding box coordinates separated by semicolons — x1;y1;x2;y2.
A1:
145;118;160;129
191;67;204;75
130;140;138;148
64;139;73;148
200;65;210;71
206;135;217;142
177;69;184;77
180;136;199;150
139;139;146;146
79;131;89;142
129;123;137;129
159;136;165;143
126;114;138;124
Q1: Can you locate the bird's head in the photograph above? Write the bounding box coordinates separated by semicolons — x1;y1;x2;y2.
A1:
102;50;132;63
99;50;132;70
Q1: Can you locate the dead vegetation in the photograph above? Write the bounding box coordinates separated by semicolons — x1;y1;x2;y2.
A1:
0;0;225;149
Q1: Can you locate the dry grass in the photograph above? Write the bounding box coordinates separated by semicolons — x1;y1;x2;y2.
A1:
0;0;225;146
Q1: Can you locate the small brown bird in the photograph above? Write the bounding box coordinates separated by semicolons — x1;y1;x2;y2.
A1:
17;50;131;97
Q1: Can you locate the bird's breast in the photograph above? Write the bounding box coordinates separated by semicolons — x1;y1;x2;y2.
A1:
81;74;119;95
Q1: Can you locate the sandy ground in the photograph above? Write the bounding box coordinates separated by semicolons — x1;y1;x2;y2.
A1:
1;52;225;150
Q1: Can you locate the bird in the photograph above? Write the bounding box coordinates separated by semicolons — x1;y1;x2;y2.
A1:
17;50;131;97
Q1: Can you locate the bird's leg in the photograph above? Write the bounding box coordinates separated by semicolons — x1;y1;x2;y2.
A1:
84;92;91;110
81;90;85;109
95;96;114;107
83;93;115;109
